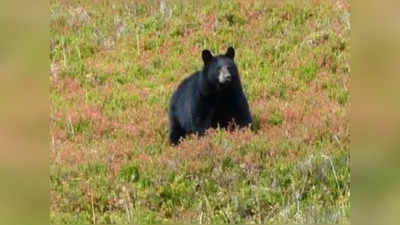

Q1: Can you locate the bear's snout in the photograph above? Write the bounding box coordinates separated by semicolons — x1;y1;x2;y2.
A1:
218;66;232;84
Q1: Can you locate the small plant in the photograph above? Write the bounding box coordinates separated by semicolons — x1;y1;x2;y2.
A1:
337;90;349;105
251;113;261;132
68;118;92;138
119;165;140;183
222;157;234;171
298;63;317;82
268;110;283;126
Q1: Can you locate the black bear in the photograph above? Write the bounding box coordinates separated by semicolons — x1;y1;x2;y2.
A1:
168;47;252;145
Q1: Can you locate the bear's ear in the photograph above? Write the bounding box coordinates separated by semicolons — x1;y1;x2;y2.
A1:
225;46;235;59
202;49;213;65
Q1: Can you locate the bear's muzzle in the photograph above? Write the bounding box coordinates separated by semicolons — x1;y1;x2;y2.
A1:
218;66;232;84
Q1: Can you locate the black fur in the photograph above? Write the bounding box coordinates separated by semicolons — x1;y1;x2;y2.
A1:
168;47;252;145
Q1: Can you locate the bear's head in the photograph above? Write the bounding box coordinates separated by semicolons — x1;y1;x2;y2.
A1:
201;47;239;90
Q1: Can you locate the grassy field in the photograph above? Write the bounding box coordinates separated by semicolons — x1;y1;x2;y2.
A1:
50;0;350;224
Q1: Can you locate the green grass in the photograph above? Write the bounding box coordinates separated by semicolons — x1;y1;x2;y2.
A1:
50;0;350;224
